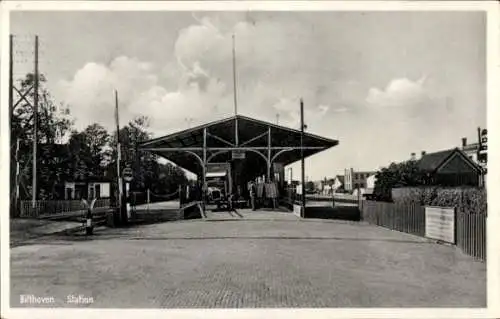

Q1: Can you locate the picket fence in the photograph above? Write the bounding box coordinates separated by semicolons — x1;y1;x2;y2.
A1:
360;200;487;261
19;199;111;218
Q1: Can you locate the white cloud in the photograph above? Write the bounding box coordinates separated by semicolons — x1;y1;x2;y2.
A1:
56;54;230;134
366;77;429;108
332;107;348;113
56;13;337;136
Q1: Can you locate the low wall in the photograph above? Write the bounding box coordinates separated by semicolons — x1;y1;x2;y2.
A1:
304;205;361;221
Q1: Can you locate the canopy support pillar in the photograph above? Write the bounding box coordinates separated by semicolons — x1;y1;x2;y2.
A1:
267;126;272;182
202;128;207;214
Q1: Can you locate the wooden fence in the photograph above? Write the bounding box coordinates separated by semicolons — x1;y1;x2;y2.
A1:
19;199;111;218
456;211;487;261
360;200;487;261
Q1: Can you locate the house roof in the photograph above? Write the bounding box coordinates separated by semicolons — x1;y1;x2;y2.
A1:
139;114;339;173
418;149;456;172
418;148;482;173
336;175;345;184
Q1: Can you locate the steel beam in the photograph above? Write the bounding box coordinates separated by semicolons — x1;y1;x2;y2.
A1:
207;132;235;147
240;131;267;146
139;146;326;152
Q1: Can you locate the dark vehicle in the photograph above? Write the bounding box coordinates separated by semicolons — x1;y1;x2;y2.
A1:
205;163;232;209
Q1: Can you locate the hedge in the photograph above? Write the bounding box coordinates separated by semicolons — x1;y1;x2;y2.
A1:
391;186;486;215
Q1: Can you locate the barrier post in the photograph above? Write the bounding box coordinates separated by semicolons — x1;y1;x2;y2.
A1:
147;188;150;211
86;206;93;235
83;198;97;236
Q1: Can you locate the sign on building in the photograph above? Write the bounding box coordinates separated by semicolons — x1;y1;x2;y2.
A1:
232;150;246;160
478;128;487;164
425;206;456;244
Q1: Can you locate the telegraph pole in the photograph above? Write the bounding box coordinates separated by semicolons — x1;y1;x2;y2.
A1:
232;34;239;200
9;35;13;139
232;34;239;146
32;36;39;209
115;90;123;222
300;99;306;217
9;35;14;216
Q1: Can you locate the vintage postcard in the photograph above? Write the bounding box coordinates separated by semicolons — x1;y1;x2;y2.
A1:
1;1;498;319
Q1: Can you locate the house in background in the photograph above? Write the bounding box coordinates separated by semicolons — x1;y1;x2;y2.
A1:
344;168;377;192
318;175;345;195
332;175;345;193
313;180;323;193
64;178;112;200
363;174;377;199
417;148;484;187
461;137;479;163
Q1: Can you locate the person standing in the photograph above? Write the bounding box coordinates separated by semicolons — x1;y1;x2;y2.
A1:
249;181;256;211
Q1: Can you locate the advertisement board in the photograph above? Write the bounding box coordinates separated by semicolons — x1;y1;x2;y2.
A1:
478;128;487;164
425;206;456;244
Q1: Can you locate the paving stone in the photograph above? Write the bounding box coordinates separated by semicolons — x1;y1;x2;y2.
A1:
10;211;486;308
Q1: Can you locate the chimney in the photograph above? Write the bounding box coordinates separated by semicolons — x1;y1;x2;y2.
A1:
421;151;426;157
462;137;467;147
410;152;416;160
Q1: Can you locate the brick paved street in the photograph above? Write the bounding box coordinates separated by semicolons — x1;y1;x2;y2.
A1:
10;210;486;308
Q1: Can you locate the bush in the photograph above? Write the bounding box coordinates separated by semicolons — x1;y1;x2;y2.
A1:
391;186;486;215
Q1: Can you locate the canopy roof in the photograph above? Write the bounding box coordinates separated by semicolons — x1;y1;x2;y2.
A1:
139;114;338;174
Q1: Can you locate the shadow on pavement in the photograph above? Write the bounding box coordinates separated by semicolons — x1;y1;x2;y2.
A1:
127;236;431;245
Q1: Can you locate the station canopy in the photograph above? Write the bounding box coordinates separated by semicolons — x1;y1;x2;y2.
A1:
138;115;339;174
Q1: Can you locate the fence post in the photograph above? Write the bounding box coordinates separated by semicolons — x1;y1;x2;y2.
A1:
483;214;486;261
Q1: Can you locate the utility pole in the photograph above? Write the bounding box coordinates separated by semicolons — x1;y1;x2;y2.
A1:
9;34;13;141
9;35;14;216
32;36;39;209
232;34;239;146
276;113;280;125
300;98;306;217
232;34;240;200
115;90;123;223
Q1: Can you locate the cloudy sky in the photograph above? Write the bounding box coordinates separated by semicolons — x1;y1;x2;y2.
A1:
10;10;486;180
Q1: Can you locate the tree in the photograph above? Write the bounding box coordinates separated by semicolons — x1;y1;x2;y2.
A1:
104;116;188;194
373;159;426;201
65;123;111;181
